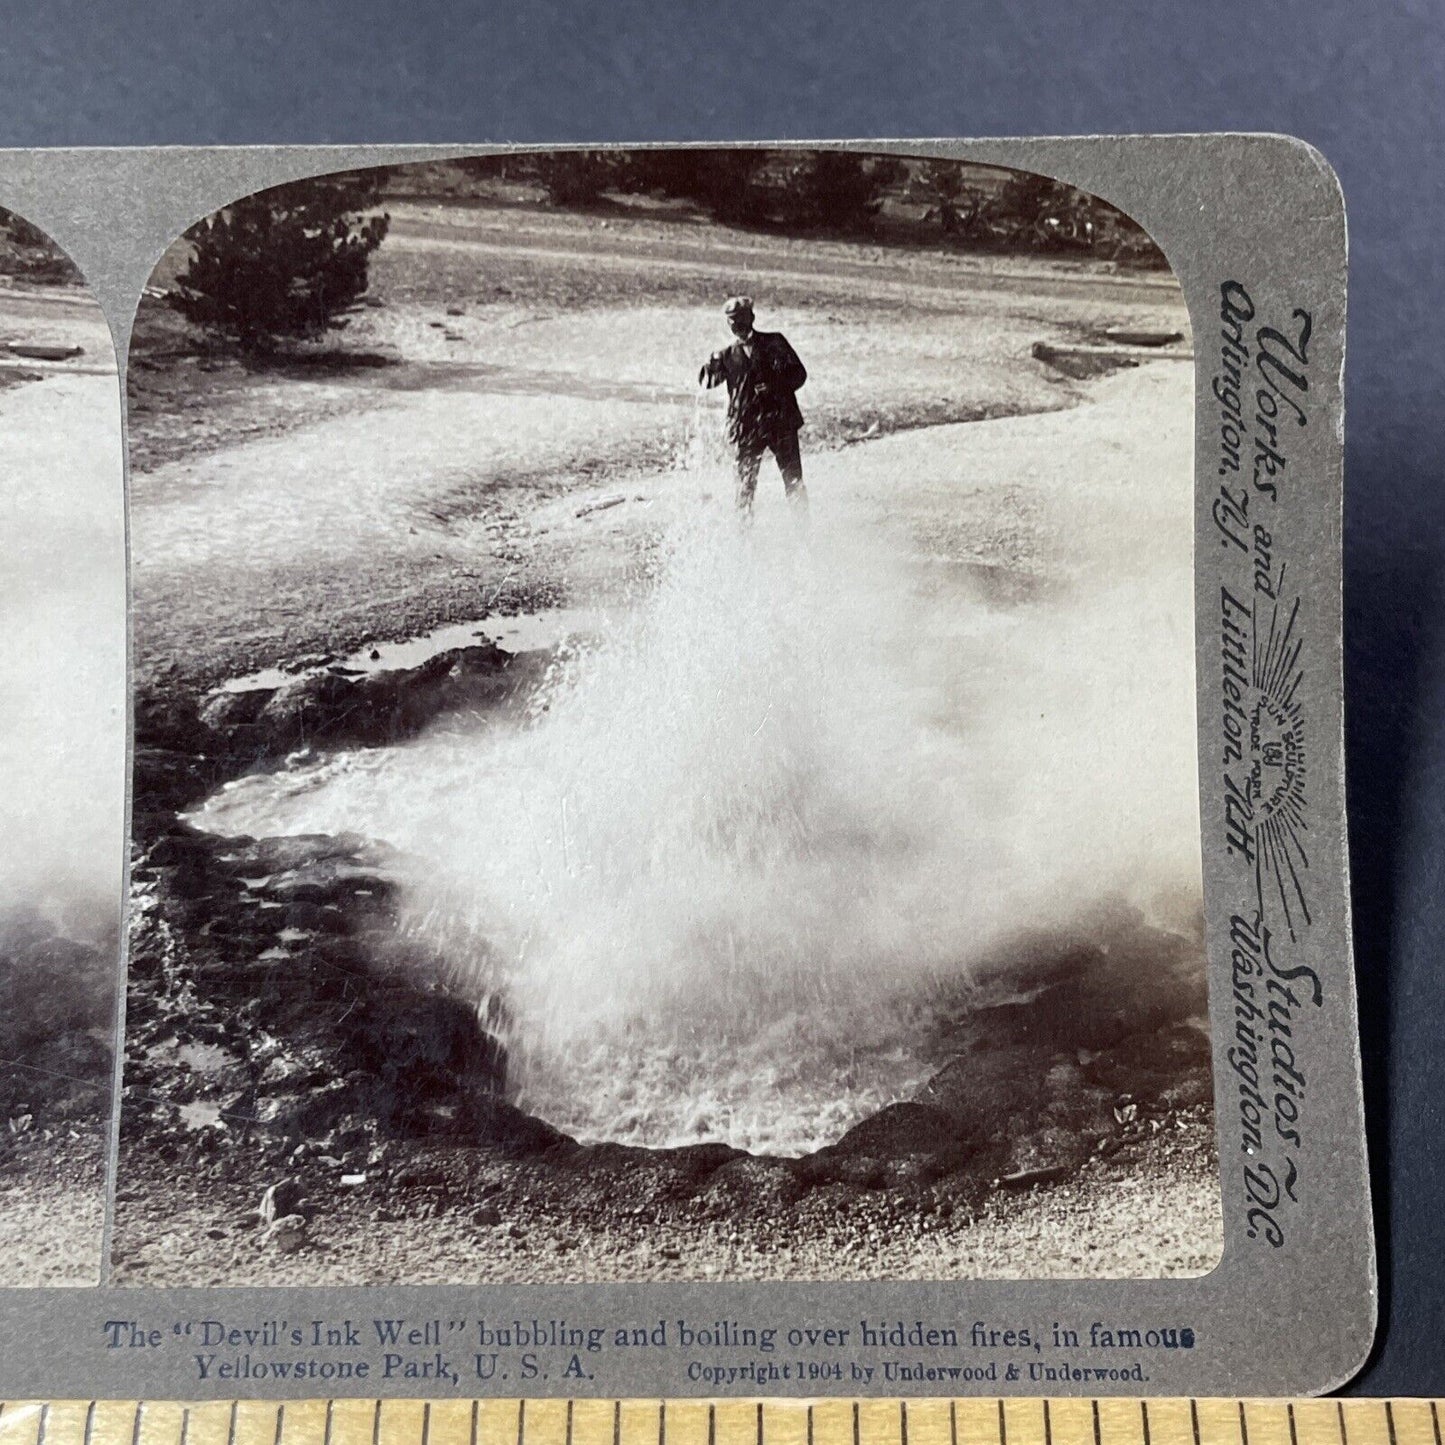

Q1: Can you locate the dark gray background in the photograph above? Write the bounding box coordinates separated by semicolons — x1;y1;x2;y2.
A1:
1;0;1438;1396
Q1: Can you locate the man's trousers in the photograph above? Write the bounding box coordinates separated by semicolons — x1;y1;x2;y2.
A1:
735;428;806;511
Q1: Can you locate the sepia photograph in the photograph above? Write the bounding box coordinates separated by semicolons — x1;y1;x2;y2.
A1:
0;206;125;1284
115;148;1217;1285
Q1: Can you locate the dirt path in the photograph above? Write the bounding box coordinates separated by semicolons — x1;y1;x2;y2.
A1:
377;197;1180;292
383;216;1179;313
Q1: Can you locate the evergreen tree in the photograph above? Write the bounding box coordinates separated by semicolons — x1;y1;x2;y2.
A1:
530;151;620;206
634;149;773;224
168;171;390;352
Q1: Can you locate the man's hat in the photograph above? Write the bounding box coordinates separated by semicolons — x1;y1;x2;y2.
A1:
723;295;754;319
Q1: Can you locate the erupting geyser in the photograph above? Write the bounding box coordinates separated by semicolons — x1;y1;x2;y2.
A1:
195;447;1202;1156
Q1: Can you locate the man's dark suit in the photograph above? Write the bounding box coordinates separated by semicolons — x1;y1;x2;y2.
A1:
700;329;808;509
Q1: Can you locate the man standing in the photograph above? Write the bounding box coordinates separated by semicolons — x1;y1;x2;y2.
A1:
699;296;808;513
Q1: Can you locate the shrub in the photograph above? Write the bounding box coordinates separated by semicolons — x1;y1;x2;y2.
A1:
778;153;903;231
990;172;1103;250
530;151;620;207
168;171;390;353
620;149;774;224
914;160;990;240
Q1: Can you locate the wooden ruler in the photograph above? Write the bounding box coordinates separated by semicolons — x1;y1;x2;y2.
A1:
0;1400;1429;1445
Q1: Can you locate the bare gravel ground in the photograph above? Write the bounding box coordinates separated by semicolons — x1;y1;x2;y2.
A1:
0;1134;105;1286
110;1112;1218;1287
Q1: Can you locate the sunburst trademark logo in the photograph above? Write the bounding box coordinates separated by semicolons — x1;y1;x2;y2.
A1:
1222;576;1310;941
1249;587;1309;937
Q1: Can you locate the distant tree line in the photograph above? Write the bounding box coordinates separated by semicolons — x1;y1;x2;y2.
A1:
532;150;906;232
456;149;902;231
455;149;1166;264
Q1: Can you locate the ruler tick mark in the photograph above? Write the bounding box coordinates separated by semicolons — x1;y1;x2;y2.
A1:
1338;1403;1348;1445
1043;1401;1052;1445
1386;1404;1398;1445
520;1400;528;1445
1431;1403;1442;1445
1004;1400;1012;1445
421;1403;431;1445
1288;1406;1298;1445
1092;1401;1101;1445
853;1403;860;1445
274;1404;285;1445
901;1401;909;1445
1141;1402;1151;1445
